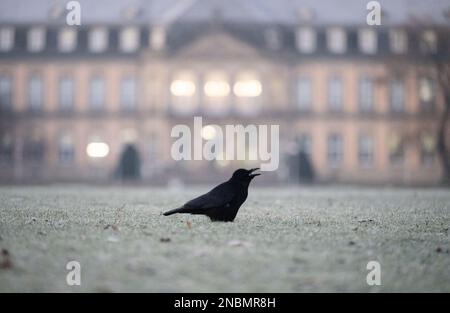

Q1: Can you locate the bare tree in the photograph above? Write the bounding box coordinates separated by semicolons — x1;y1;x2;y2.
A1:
435;61;450;185
405;25;450;185
426;27;450;185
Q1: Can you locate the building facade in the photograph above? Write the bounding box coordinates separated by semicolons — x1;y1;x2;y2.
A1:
0;0;449;184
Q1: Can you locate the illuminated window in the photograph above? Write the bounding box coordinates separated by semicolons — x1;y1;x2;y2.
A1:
89;27;108;53
170;80;196;97
296;27;316;53
58;28;77;52
420;30;437;53
0;27;14;51
233;73;262;115
58;133;74;165
389;79;404;112
28;27;45;52
233;80;262;98
358;28;377;54
170;72;198;114
327;133;343;168
203;72;230;115
28;74;43;111
89;76;105;110
86;137;109;158
389;29;407;54
0;75;12;109
120;27;139;52
59;76;74;110
328;76;342;112
204;80;230;98
296;76;312;111
327;27;346;54
358;134;374;167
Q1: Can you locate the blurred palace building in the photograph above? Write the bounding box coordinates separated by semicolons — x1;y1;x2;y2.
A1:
0;0;450;184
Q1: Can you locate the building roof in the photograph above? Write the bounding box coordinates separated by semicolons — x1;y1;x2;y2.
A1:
1;0;450;26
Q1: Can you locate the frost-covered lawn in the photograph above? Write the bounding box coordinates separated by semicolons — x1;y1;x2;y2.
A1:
0;185;449;292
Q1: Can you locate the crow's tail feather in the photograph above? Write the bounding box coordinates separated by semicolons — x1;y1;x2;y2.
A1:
163;207;184;216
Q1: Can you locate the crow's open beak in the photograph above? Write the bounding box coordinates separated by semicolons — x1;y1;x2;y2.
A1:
248;168;261;178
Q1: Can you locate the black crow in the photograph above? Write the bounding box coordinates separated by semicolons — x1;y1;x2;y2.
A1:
163;168;260;222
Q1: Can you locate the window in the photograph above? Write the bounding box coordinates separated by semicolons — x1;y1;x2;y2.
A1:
358;28;377;54
233;72;262;116
150;26;166;50
89;76;105;110
419;77;435;110
420;30;437;53
388;134;404;166
58;76;74;110
389;29;407;54
265;28;281;50
0;75;12;110
27;27;45;52
233;80;262;97
295;27;316;53
296;76;312;111
327;27;346;54
120;76;136;110
89;27;108;52
203;71;230;115
328;76;343;112
358;134;374;167
170;72;198;115
327;133;343;168
58;28;77;52
23;135;45;163
297;133;312;156
58;133;74;165
0;134;13;164
0;27;14;51
28;75;43;111
389;79;404;112
358;76;374;112
120;27;139;52
420;132;436;166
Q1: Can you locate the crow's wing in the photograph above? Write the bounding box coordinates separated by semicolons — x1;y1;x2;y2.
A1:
183;182;235;212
